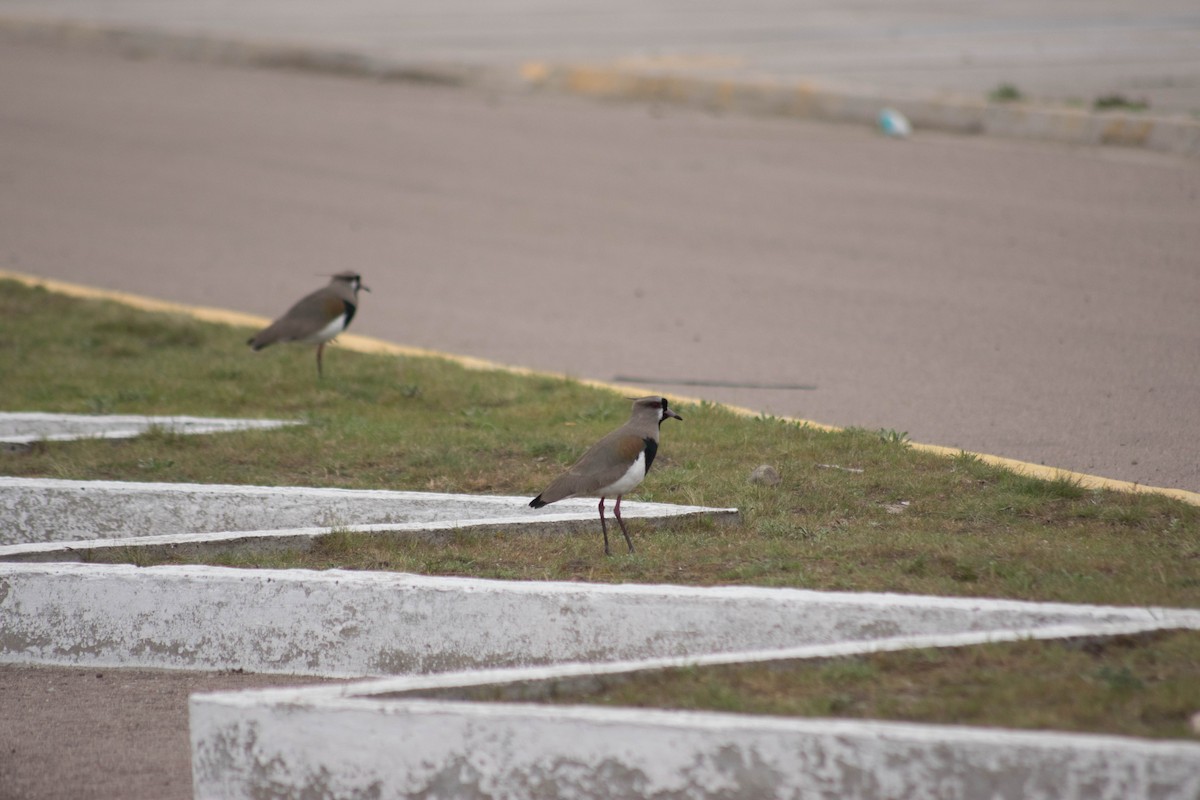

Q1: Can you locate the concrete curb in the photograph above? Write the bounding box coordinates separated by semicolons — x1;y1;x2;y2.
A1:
190;671;1200;799
0;411;300;446
3;15;1198;159
520;62;1200;159
4;560;1194;677
0;476;736;556
5;267;1199;507
0;15;485;87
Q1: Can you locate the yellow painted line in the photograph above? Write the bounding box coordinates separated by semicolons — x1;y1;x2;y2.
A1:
5;270;272;330
518;61;551;83
905;441;1200;506
4;268;1198;507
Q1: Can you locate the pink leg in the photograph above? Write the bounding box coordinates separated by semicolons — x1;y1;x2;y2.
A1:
316;342;325;377
613;495;634;553
598;497;611;555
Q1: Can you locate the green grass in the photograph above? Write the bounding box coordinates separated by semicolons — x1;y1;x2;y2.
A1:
1093;93;1150;112
3;277;1200;740
503;629;1200;741
986;85;1159;114
988;83;1024;103
2;278;1198;606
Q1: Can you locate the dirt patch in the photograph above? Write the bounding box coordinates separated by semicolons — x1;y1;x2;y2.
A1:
0;664;343;800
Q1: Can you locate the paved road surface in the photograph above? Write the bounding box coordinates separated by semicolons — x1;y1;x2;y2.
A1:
2;40;1197;492
3;0;1200;113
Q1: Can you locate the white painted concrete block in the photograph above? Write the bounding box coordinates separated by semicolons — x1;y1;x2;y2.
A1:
3;562;1196;677
0;477;735;550
190;676;1200;800
0;412;299;445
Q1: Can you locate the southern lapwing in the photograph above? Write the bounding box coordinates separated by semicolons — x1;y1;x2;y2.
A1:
247;272;368;377
530;396;682;555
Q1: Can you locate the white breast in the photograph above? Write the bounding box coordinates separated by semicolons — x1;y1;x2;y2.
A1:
301;313;349;345
594;451;647;497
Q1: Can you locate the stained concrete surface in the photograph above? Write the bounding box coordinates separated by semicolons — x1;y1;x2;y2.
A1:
9;562;1188;678
192;677;1200;800
0;413;300;446
0;477;732;550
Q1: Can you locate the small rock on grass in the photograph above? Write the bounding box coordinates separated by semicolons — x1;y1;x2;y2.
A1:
749;464;781;486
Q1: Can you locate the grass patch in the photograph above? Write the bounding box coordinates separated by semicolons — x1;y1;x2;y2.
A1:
511;629;1200;740
1;276;1198;609
988;83;1024;103
1093;93;1150;112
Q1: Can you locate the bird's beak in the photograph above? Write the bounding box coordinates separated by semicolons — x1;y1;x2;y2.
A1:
361;284;372;292
666;409;683;421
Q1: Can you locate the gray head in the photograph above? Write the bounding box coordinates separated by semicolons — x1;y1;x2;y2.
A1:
630;396;683;426
330;271;370;294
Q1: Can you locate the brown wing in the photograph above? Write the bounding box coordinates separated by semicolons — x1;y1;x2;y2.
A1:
533;431;646;505
247;290;344;349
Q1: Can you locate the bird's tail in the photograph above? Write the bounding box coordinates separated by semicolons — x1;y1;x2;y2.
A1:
529;495;548;509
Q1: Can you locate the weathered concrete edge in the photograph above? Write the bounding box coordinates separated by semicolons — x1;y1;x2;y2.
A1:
5;269;1198;506
6;562;1195;677
191;708;1200;800
0;475;737;561
0;474;730;513
0;509;737;563
2;15;1197;160
0;15;486;86
10;559;1200;616
189;654;1200;800
200;616;1200;706
0;412;302;444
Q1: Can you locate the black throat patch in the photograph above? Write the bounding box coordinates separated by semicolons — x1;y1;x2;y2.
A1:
342;300;357;326
642;437;658;472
